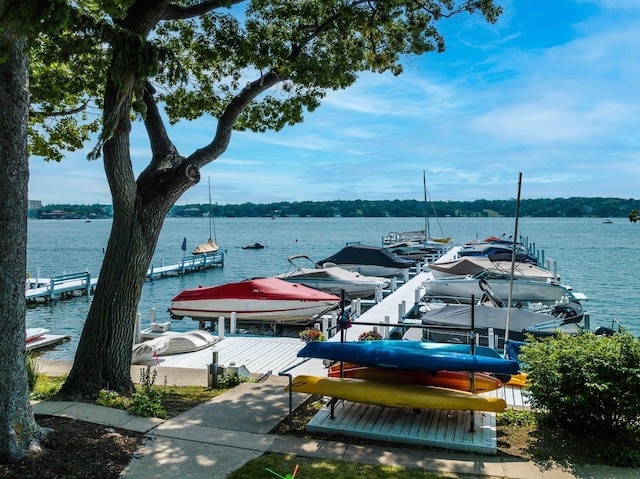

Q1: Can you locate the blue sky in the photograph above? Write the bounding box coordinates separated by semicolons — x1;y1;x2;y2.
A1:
29;0;640;206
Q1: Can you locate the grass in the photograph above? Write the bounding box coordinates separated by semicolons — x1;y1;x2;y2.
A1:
228;453;472;479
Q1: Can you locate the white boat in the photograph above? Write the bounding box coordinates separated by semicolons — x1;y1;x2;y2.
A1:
132;336;172;364
275;255;390;298
169;277;342;322
419;300;585;344
132;330;217;364
428;257;557;281
26;327;49;343
423;274;579;306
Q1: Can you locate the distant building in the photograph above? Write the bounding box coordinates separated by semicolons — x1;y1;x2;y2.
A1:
28;200;42;210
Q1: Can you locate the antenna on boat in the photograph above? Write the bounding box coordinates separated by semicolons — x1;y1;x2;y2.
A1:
504;172;522;355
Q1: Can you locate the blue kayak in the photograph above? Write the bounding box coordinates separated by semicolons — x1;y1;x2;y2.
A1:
298;340;519;375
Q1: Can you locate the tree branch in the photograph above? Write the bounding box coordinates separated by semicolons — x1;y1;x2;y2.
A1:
189;71;281;167
30;101;89;118
162;0;245;21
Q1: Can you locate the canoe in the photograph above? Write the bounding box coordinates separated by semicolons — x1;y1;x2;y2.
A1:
286;375;507;413
327;363;503;393
298;340;519;375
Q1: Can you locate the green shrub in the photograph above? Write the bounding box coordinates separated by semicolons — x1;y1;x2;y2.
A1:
96;389;128;410
216;373;252;389
127;366;167;418
498;409;537;428
520;331;640;435
26;352;39;392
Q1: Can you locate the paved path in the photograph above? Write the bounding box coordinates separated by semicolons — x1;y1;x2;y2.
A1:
31;374;636;479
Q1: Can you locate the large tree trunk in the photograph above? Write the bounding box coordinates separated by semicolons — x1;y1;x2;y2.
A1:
60;197;177;396
0;35;46;462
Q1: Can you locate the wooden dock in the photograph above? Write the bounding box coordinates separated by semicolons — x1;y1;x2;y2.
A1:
25;252;224;303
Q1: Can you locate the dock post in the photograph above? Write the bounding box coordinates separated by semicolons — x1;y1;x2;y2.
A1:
322;316;328;337
330;312;337;338
217;316;225;340
384;315;390;339
375;285;382;303
48;276;55;301
85;272;91;295
230;312;236;334
134;313;141;344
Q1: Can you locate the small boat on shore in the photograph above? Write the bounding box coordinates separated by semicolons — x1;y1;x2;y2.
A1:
169;277;341;322
26;328;49;343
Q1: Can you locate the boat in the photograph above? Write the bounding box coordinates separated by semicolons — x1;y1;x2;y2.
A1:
315;244;416;277
327;363;503;393
285;375;507;412
422;274;578;306
418;300;584;345
275;254;389;298
26;327;49;343
159;330;217;355
384;242;440;261
297;340;520;375
458;238;537;264
382;171;452;253
192;238;219;255
192;177;219;255
132;336;172;364
242;242;265;249
169;277;342;322
132;330;217;364
428;256;557;281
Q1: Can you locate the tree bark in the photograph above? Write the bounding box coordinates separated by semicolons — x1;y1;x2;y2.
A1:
0;35;46;462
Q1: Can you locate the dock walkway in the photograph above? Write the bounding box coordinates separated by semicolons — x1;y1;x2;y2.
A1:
25;252;223;303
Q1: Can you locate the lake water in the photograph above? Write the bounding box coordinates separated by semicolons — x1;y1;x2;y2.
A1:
26;216;639;360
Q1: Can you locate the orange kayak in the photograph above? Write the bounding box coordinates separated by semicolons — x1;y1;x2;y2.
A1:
328;362;503;393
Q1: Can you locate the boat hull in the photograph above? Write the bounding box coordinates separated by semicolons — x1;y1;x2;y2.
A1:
423;277;574;305
170;277;341;322
286;375;506;412
170;297;339;321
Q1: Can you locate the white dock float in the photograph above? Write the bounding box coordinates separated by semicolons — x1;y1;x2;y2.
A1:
307;401;498;455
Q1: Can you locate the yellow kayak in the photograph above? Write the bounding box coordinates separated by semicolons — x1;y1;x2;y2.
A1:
286;375;507;413
506;372;528;388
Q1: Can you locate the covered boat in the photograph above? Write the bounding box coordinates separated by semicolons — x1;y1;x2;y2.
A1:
275;254;389;298
419;301;584;345
316;244;416;277
428;257;556;281
169;277;341;322
192;238;219;255
422;274;577;306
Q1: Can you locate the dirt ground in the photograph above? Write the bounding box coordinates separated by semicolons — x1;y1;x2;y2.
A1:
0;416;143;479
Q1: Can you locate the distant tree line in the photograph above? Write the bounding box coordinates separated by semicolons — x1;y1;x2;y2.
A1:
29;197;640;219
168;197;640;218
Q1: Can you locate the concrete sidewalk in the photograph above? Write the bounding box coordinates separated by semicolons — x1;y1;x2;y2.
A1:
31;374;637;479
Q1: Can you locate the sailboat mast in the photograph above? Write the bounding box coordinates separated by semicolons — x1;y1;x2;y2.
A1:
423;170;430;240
208;177;217;242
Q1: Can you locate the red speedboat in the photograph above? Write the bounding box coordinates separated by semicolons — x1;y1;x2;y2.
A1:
170;277;341;322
